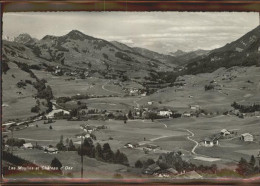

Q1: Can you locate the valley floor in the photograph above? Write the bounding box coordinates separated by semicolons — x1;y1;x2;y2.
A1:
3;115;260;179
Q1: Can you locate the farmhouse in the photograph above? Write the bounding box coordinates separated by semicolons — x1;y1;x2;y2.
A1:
124;143;139;149
190;105;200;110
23;143;33;149
45;147;58;154
178;170;202;179
46;109;70;119
159;110;172;117
240;133;253;142
148;101;153;105
203;137;219;147
143;163;161;175
220;129;231;136
182;112;191;117
75;132;90;139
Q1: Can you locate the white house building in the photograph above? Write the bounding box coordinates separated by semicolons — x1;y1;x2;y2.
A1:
220;129;231;136
241;133;253;142
23;143;33;149
203;137;219;147
159;110;172;117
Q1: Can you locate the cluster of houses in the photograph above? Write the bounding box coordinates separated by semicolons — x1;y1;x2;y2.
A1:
142;163;202;179
76;124;107;139
125;88;147;96
52;65;90;79
22;143;59;154
201;129;254;147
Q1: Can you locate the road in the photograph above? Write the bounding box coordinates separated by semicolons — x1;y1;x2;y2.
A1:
101;80;121;95
185;129;199;154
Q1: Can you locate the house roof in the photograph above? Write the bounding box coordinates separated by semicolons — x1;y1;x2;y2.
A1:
220;129;229;133
181;171;202;179
147;163;161;172
204;136;218;142
241;133;253;137
23;143;33;147
167;168;178;174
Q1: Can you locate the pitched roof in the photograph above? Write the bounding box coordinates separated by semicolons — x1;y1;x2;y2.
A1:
241;133;253;137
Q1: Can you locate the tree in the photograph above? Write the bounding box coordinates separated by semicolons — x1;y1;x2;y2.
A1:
128;110;133;119
135;160;143;168
95;143;103;160
249;155;256;168
78;138;95;157
56;135;65;151
60;135;64;144
68;139;76;151
102;143;114;162
66;138;69;150
236;157;250;177
49;125;53;129
31;105;40;113
51;157;62;171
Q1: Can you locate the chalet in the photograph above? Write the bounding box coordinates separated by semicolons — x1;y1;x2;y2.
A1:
143;163;161;175
46;109;70;119
240;133;253;142
124;143;139;149
178;170;202;179
148;101;153;105
45;147;58;154
203;137;218;147
190;105;200;110
182;112;191;117
166;168;178;175
220;129;231;136
23;143;33;149
83;125;97;133
159;110;172;117
75;132;90;139
129;88;139;95
145;144;160;152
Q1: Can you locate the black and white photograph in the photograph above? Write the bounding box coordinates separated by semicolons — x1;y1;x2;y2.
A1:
1;10;260;181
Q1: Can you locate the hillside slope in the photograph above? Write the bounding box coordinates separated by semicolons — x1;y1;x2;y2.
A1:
184;26;260;75
8;30;177;80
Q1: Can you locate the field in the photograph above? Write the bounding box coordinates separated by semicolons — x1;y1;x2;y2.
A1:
3;65;260;178
4;111;259;178
32;70;126;97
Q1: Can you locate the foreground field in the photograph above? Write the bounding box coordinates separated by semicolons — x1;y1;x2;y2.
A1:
4;114;259;178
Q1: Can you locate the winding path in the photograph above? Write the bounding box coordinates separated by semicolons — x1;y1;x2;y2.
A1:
101;80;121;95
185;129;199;155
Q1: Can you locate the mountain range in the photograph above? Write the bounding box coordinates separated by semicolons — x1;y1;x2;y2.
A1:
3;25;260;81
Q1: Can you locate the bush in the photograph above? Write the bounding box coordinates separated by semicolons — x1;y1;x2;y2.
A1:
17;81;27;88
6;138;26;147
31;105;40;113
115;52;132;61
205;84;215;91
2;61;10;74
135;160;143;168
50;157;62;171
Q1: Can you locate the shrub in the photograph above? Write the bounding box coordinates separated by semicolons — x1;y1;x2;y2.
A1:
2;61;10;74
135;160;143;168
31;105;40;113
50;157;62;171
205;84;215;91
17;81;27;88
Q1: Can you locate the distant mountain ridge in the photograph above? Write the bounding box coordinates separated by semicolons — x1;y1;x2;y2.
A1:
3;30;179;81
184;25;260;75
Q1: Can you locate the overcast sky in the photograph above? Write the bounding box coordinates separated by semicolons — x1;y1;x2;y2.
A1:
3;12;259;54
